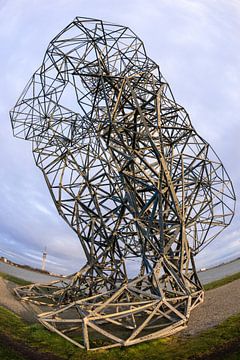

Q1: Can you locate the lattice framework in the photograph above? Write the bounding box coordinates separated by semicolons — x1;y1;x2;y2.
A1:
10;17;235;350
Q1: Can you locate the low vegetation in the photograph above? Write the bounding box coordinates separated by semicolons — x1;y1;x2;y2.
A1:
0;305;239;360
203;271;240;291
0;272;31;286
0;271;239;359
0;344;24;360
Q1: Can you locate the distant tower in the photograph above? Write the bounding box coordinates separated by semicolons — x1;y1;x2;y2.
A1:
41;247;47;271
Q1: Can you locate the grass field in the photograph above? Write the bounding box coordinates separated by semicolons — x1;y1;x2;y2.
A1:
0;272;31;286
0;345;24;360
0;271;239;359
203;271;240;291
0;305;239;360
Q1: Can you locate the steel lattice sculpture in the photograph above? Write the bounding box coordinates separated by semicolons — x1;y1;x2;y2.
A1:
10;17;235;350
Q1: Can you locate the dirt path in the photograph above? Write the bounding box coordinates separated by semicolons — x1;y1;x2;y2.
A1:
0;278;41;322
182;278;240;336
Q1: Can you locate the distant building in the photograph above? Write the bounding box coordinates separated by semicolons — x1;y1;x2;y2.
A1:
42;247;47;271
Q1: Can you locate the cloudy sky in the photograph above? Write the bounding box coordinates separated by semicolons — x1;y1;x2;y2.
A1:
0;0;239;274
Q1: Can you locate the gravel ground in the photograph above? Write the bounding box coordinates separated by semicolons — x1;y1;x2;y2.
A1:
181;278;240;337
0;278;40;322
0;277;240;336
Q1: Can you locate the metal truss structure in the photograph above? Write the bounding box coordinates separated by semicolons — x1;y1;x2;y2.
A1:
10;17;235;350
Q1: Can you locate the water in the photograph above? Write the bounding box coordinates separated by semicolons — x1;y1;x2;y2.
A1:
198;258;240;284
0;258;239;285
0;262;61;283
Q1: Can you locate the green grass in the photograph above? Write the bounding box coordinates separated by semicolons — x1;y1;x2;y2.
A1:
0;271;239;359
0;345;25;360
0;305;239;360
204;271;240;291
0;272;31;286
